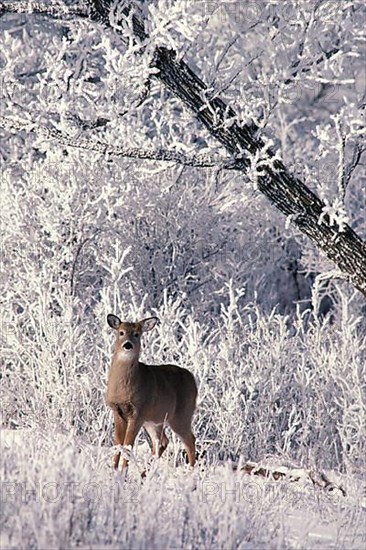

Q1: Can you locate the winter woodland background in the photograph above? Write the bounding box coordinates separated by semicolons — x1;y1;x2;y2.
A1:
1;0;366;548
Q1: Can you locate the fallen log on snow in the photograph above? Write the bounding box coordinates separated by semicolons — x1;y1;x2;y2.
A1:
232;461;347;496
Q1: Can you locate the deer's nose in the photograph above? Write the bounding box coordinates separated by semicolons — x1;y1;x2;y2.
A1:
123;341;133;350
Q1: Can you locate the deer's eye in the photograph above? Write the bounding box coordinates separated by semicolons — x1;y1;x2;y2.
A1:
133;332;139;338
119;331;124;336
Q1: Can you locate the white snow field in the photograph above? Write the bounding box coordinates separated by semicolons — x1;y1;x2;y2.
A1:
1;428;365;549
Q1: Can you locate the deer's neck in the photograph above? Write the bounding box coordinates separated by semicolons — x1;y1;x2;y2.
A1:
107;352;142;406
111;352;140;377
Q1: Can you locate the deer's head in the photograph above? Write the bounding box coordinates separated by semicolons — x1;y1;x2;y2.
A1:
107;314;159;361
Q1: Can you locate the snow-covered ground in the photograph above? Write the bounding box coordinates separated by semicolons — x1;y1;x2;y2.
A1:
1;428;365;549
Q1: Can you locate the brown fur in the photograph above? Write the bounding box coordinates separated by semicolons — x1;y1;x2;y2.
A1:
106;315;197;472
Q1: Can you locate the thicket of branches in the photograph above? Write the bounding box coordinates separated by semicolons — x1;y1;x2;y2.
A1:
1;0;365;475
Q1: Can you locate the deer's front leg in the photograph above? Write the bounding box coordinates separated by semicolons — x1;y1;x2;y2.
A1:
121;420;142;472
113;409;127;470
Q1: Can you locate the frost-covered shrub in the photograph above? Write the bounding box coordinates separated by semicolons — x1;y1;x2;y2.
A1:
2;253;365;473
1;4;366;548
1;427;365;549
0;0;365;483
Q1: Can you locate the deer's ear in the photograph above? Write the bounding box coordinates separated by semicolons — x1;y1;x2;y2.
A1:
140;317;159;332
107;314;121;330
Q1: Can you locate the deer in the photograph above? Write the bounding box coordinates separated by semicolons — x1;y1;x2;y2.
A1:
106;314;197;473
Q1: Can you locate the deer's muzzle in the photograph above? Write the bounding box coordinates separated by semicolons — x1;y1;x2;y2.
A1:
123;341;133;350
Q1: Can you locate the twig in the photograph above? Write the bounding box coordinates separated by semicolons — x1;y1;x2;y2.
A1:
345;142;365;189
236;461;347;496
334;115;347;202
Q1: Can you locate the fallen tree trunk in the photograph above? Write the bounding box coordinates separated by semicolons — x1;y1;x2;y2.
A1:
234;461;347;496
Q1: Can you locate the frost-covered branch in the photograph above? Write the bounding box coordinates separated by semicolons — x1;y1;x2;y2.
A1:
333;113;365;202
2;0;366;297
149;51;366;297
0;114;243;170
0;1;87;19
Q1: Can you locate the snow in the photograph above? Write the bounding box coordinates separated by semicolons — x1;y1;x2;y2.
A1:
1;429;365;549
1;1;366;549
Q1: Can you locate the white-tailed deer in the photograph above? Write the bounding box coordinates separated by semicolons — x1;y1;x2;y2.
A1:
106;314;197;472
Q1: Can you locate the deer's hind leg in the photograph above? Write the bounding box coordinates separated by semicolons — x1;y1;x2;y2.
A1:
180;431;196;467
169;417;196;467
145;423;169;458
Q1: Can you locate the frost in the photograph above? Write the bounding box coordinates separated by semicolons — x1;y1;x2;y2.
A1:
318;197;350;232
0;3;365;548
246;138;282;190
146;0;204;54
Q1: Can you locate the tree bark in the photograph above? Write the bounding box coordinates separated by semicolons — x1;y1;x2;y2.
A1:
2;0;366;297
90;1;366;298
